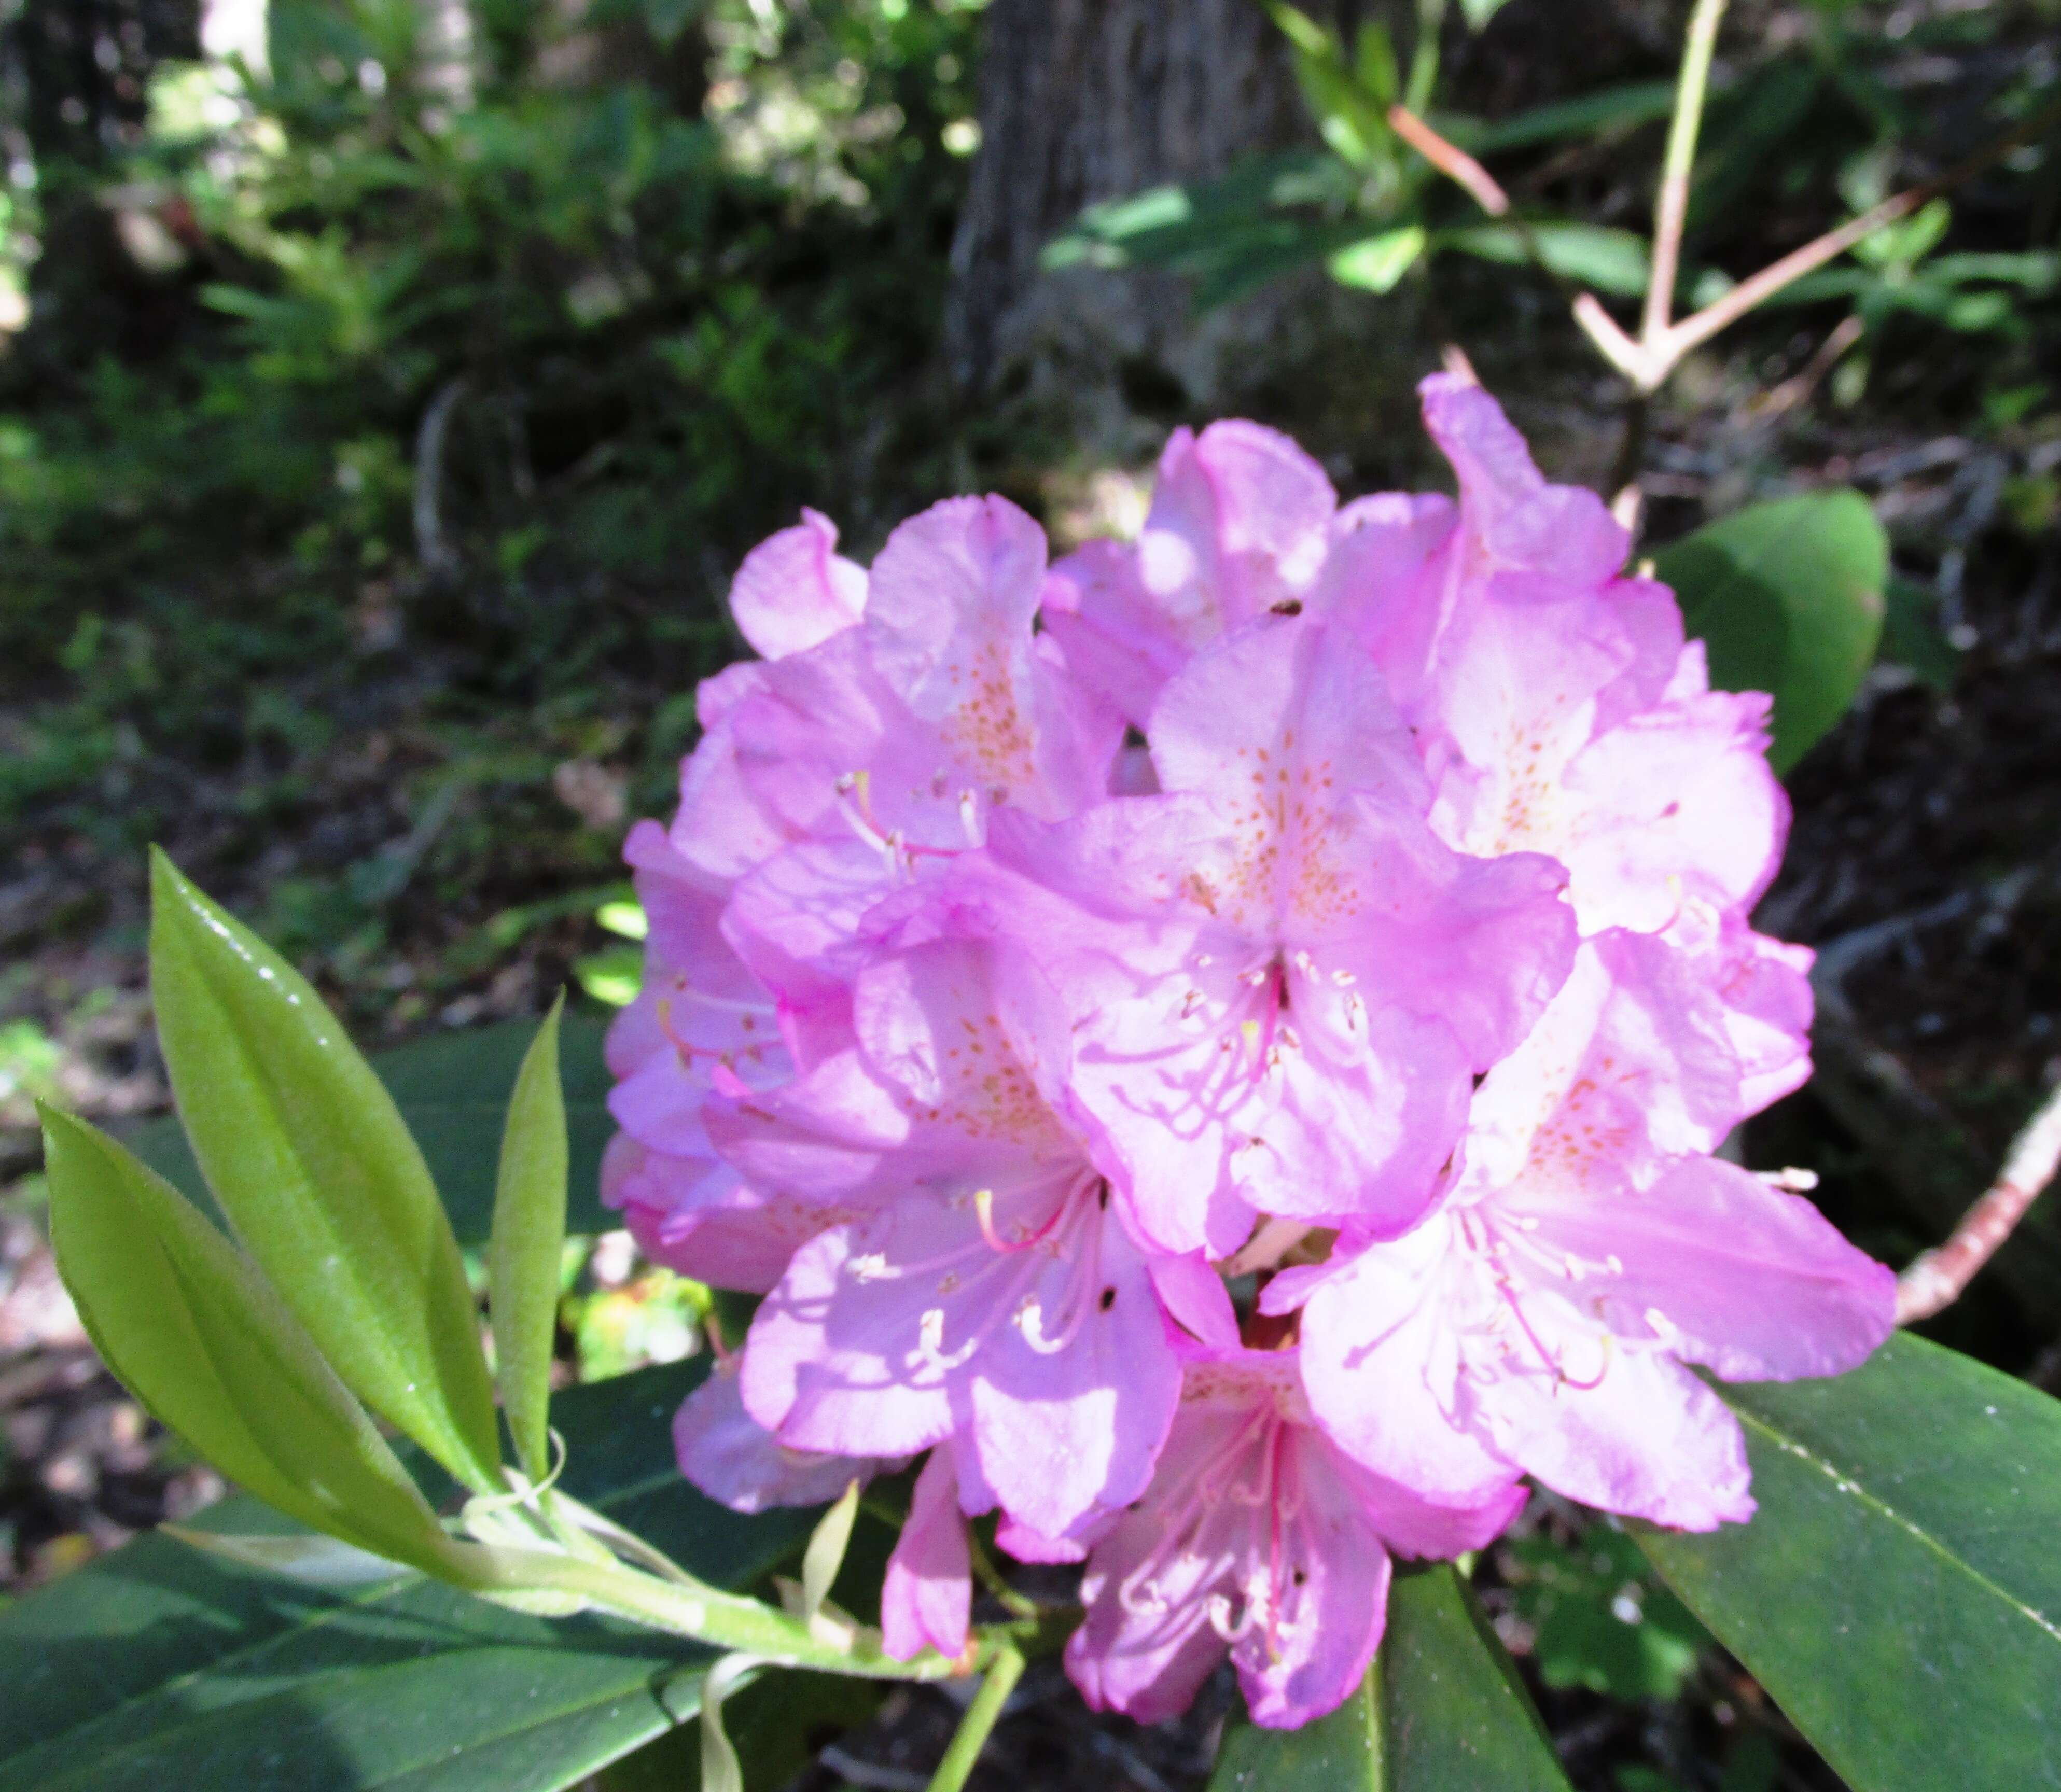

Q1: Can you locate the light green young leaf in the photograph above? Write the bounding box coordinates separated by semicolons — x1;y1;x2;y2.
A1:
1652;490;1887;773
1458;0;1515;29
1353;22;1400;108
41;1107;455;1574
1260;0;1332;57
147;850;503;1493
799;1481;861;1625
1329;226;1427;293
161;1527;415;1589
698;1656;762;1792
1637;1336;2061;1792
490;992;570;1483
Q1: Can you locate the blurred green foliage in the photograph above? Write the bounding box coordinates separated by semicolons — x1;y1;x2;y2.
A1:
1049;0;2058;417
0;0;985;784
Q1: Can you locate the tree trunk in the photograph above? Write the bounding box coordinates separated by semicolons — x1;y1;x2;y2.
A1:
946;0;1369;443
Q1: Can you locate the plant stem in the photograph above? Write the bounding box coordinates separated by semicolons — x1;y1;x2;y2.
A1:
447;1542;972;1681
1577;87;2061;393
1897;1080;2061;1324
926;1643;1026;1792
1388;106;1508;216
1642;0;1729;346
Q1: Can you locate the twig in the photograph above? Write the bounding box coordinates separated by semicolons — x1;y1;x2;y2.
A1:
1897;1081;2061;1325
1579;89;2061;394
1750;312;1866;419
1388;106;1508;216
1642;0;1729;346
925;1643;1025;1792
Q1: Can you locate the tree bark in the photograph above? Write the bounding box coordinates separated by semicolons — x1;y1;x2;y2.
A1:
946;0;1365;433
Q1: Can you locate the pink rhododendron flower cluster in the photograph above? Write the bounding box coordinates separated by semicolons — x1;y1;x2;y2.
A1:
604;374;1897;1729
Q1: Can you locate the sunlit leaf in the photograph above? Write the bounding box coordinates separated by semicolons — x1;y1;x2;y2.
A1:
1329;226;1427;293
127;1014;619;1246
1653;491;1887;773
490;994;570;1483
1444;221;1651;297
147;851;503;1491
1638;1336;2061;1792
41;1108;454;1573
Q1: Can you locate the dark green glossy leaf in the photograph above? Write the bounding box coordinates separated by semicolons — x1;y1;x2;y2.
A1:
0;1360;823;1792
148;852;501;1491
1209;1566;1569;1790
1380;1568;1569;1790
491;997;570;1483
41;1108;452;1573
1637;1336;2061;1791
1652;491;1887;773
126;1013;617;1245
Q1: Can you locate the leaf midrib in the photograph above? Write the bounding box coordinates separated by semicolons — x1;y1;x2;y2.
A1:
1733;1405;2061;1647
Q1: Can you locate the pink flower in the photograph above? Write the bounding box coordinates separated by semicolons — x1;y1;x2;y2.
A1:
943;610;1576;1257
1345;376;1788;938
727;507;868;661
603;383;1900;1735
1064;1347;1523;1729
607;493;1125;1286
1287;934;1895;1530
1042;421;1338;726
671;1352;898;1515
882;1444;976;1661
724;936;1209;1541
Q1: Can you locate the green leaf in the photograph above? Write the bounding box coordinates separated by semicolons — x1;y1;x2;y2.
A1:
1457;0;1515;29
40;1109;453;1574
0;1359;832;1792
595;1670;879;1791
1208;1566;1570;1790
148;852;503;1492
1443;221;1651;297
1880;574;1962;693
126;1013;619;1245
1380;1568;1569;1789
1466;81;1677;153
1651;491;1888;773
1636;1335;2061;1792
1329;226;1427;293
1502;1528;1710;1702
491;995;570;1483
799;1480;861;1624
